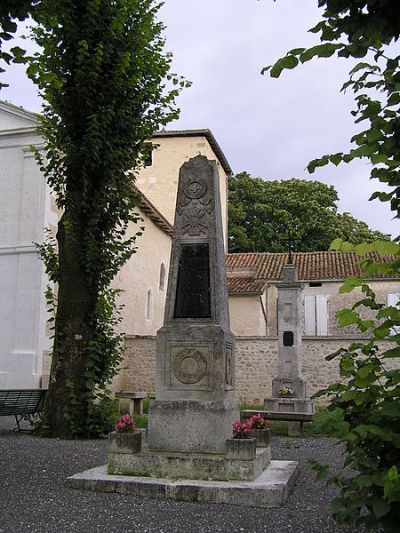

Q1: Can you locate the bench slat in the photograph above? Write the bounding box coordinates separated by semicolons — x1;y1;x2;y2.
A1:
0;389;47;417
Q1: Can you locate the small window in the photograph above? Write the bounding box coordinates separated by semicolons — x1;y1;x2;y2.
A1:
159;263;166;291
146;289;153;320
283;331;294;346
309;282;322;287
143;144;153;167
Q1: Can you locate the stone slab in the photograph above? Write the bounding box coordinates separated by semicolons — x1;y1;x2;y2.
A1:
108;446;271;482
66;460;298;508
264;397;314;415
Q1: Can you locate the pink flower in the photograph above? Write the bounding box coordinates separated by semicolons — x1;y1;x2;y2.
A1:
232;419;252;439
115;414;136;433
248;413;266;430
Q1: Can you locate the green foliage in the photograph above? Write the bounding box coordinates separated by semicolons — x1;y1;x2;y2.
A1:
307;241;400;531
25;0;188;438
132;414;148;429
228;173;387;252
266;3;400;528
0;0;33;88
265;0;400;226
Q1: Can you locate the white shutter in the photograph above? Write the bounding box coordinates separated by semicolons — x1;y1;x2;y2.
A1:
304;295;316;335
387;293;400;306
316;295;328;336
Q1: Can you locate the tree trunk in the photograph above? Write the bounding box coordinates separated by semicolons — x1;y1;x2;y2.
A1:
43;210;96;438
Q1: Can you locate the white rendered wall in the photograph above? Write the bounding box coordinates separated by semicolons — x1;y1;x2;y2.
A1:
0;106;50;388
112;208;171;336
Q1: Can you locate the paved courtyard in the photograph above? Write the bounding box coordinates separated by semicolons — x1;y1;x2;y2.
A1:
0;416;356;533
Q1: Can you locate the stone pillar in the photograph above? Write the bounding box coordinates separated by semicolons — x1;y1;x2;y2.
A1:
271;264;306;398
264;264;313;436
148;155;239;454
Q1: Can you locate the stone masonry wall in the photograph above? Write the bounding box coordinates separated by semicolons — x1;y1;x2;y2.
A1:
120;335;397;405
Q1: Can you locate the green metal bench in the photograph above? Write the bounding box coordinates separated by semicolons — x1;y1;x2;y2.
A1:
0;389;47;431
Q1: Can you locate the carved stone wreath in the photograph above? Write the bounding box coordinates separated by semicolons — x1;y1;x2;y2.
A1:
172;348;208;384
183;179;207;199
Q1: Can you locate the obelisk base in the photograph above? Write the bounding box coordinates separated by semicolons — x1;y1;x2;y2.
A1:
148;399;239;454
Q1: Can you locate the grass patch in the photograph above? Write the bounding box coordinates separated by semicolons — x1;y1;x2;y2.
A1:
133;414;148;428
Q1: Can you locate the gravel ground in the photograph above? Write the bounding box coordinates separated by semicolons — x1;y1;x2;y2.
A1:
0;416;357;533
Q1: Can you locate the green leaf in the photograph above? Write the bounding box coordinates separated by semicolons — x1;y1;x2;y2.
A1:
270;55;299;78
381;402;400;417
372;499;390;519
330;238;343;251
299;44;342;63
330;153;343;166
339;276;362;294
337;308;359;326
383;348;400;359
374;240;399;256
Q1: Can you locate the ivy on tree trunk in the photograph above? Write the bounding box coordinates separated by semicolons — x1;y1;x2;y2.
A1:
29;0;188;438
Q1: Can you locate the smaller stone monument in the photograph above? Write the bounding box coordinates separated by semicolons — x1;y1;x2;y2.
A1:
264;263;314;436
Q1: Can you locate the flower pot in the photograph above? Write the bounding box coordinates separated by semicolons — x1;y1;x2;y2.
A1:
225;438;256;460
109;431;142;454
248;428;271;447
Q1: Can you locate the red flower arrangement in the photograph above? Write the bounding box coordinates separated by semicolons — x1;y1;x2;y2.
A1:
247;413;266;429
114;414;136;433
232;419;252;439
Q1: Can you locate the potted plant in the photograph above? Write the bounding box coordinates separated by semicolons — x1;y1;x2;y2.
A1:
247;413;271;447
225;419;256;460
109;414;142;454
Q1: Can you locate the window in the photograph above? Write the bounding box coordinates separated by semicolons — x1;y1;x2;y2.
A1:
146;289;153;320
143;144;153;167
309;282;322;287
159;262;166;291
304;294;328;336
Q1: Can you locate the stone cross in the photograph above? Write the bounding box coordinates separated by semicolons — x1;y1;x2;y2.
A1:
148;155;239;454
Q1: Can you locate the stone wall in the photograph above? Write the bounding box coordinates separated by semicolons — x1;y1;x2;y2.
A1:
120;335;398;405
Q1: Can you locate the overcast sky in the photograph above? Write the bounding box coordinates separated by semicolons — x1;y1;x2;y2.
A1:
2;0;398;237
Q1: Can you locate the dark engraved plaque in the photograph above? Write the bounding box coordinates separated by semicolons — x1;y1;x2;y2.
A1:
283;331;294;347
174;243;211;318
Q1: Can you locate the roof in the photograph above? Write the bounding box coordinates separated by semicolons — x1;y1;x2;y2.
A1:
226;251;400;295
152;129;233;176
132;185;173;236
0;99;40;123
227;277;266;296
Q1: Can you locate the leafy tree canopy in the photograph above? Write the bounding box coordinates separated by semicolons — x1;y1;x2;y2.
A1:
27;0;188;438
228;172;387;253
0;1;35;88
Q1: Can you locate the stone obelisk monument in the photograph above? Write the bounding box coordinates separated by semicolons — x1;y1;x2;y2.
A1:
72;156;298;505
148;155;239;454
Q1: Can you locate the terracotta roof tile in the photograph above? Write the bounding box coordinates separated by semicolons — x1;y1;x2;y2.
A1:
226;251;399;287
227;277;265;295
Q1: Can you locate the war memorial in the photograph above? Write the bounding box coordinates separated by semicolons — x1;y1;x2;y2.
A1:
67;156;298;507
